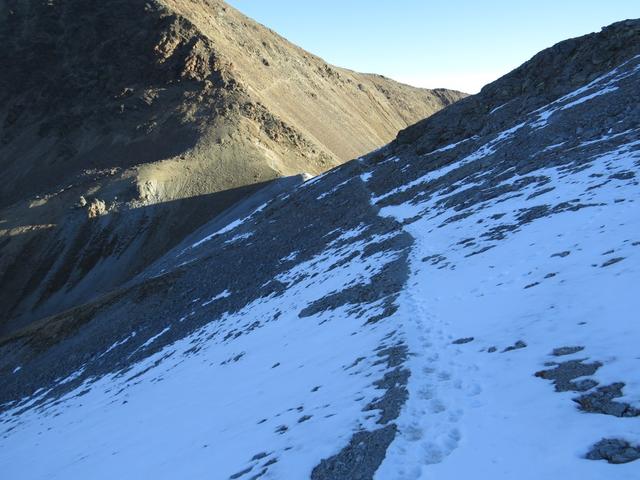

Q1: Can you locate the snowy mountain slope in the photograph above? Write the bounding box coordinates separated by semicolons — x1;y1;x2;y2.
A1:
1;20;640;480
369;55;640;478
0;161;415;479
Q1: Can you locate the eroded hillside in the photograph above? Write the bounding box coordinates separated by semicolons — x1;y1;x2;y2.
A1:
0;0;463;333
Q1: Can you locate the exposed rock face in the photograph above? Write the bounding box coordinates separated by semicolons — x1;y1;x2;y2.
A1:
0;0;464;334
395;19;640;152
86;199;108;219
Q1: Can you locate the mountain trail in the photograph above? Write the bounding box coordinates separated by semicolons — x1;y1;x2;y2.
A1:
1;16;639;480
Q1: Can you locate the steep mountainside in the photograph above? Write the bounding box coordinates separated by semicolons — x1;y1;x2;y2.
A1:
2;17;639;480
0;0;463;334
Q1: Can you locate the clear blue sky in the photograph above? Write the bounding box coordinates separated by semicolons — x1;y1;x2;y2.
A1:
226;1;638;93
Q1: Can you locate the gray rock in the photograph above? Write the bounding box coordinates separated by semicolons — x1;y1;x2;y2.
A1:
575;383;640;417
311;425;397;480
502;340;527;352
535;359;601;392
586;438;640;464
452;337;474;345
551;346;584;356
601;257;625;267
230;466;253;479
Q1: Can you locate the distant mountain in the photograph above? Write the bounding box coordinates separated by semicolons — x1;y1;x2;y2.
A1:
2;12;639;480
0;0;464;333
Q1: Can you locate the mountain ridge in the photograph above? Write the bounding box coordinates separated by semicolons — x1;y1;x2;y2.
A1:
395;18;640;152
0;0;464;334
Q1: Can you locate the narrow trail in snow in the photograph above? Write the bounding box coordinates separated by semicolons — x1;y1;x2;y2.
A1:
378;254;468;478
359;160;480;478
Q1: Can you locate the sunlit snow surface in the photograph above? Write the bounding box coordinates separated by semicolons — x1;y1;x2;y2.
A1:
2;56;640;479
375;141;640;480
1;223;404;479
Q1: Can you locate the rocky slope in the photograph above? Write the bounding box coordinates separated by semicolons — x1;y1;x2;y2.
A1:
0;0;463;334
2;16;639;480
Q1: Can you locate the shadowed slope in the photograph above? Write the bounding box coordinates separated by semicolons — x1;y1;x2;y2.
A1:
0;0;464;333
